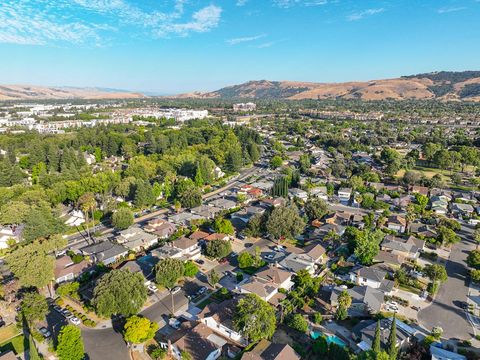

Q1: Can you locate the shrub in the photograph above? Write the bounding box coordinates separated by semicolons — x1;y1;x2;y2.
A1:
150;346;167;360
312;313;323;324
286;314;308;333
236;272;244;282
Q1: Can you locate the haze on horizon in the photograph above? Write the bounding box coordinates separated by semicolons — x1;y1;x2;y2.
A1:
0;0;479;94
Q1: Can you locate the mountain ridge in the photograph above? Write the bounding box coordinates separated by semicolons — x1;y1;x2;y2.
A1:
172;71;480;101
0;84;145;101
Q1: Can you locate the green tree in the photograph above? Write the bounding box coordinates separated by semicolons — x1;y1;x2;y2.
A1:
423;264;448;283
112;207;134;230
124;315;159;344
180;188;202;209
7;239;59;288
155;258;185;289
207;269;220;287
183;261;199;277
304;197;328;221
56;282;80;299
266;205;305;240
233;294;276;342
238;252;254;269
387;316;397;360
213;218;234;235
335;290;352;321
204;239;232;259
270;155;283;169
21;292;48;323
471;269;480;282
56;325;84;360
437;225;460;246
354;229;383;265
312;335;328;356
286;314;308;333
92;270;147;317
134;180;156;208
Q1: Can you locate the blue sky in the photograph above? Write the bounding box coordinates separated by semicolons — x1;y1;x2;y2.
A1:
0;0;479;94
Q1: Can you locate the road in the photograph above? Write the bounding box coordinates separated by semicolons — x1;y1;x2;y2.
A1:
418;224;476;340
141;290;189;324
67;165;261;248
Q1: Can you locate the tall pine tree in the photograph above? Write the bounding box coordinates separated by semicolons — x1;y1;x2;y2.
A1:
373;320;381;354
387;315;397;360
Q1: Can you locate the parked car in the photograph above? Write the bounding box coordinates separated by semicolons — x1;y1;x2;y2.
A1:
197;287;207;295
171;286;181;294
0;318;5;328
263;254;274;260
148;284;158;293
195;259;205;265
39;327;51;338
219;258;228;264
169;318;181;329
53;305;62;313
230;252;238;258
70;317;81;326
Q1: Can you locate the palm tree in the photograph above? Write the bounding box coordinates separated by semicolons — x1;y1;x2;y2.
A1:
78;192;96;240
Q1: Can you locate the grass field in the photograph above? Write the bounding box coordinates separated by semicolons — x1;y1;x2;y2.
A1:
0;334;26;355
0;324;21;344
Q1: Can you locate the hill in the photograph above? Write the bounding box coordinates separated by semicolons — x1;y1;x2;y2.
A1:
174;71;480;101
0;85;145;101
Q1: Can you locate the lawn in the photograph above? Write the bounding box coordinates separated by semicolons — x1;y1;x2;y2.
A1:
0;324;21;344
0;334;27;355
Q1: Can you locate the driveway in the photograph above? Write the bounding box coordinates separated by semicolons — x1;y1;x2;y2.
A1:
418;224;476;339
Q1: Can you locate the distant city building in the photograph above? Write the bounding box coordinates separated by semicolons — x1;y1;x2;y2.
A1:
233;102;256;112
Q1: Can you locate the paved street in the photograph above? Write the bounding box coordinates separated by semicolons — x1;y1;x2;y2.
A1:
418;224;476;340
141;290;189;323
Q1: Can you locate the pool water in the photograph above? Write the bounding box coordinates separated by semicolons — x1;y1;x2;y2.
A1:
137;254;158;267
310;331;347;347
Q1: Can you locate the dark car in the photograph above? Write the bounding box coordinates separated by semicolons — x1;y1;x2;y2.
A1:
195;259;205;265
0;318;5;328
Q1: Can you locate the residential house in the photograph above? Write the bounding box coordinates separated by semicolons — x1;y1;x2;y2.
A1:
191;205;223;220
237;277;279;303
259;197;285;208
204;233;230;242
338;188;352;203
80;241;128;265
288;188;308;201
325;212;352;226
117;226;158;252
144;219;176;239
410;185;429;196
255;266;294;291
309;186;328;200
381;235;424;260
303;244;327;264
167;322;224;360
64;209;85;227
394;195;414;210
189;230;210;242
330;286;384;316
386;215;407;233
451;203;475;218
430;196;449;216
119;259;156;283
198;299;248;346
373;251;404;270
430;345;466;360
231;204;269;223
208;198;237;211
278;253;315;275
153;236;201;261
311;223;346;239
242;340;301;360
169;212;205;226
54;256;91;284
350;267;386;289
0;225;22;250
352;318;415;352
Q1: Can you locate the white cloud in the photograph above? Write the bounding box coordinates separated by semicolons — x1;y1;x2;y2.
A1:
437;6;466;13
226;34;266;45
0;0;222;46
274;0;327;8
158;5;222;37
346;8;385;21
236;0;248;6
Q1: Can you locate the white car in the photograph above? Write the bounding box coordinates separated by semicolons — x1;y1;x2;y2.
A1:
148;284;158;293
169;318;181;329
171;286;181;294
70;317;81;326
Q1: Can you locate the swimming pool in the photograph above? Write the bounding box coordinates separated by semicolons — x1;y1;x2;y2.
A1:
310;331;347;347
137;254;158;267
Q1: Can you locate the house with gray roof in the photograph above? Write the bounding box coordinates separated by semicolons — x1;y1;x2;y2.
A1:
117;226;158;252
208;198;237;211
190;205;223;219
330;285;384;316
278;253;315;275
80;241;128;265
